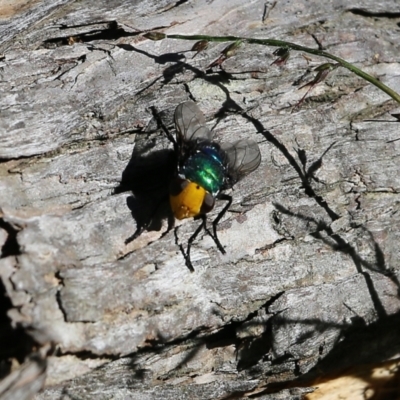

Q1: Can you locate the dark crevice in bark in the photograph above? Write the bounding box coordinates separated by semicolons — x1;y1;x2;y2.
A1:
55;272;68;323
0;155;33;164
58;20;122;30
42;21;138;47
264;292;286;313
348;9;400;19
42;21;175;48
164;0;191;11
54;348;119;361
257;237;293;253
0;219;21;258
0;279;37;379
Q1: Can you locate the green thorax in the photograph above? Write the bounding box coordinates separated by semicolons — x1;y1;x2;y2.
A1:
181;144;226;195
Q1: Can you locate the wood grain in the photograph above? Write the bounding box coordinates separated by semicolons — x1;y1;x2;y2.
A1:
0;0;400;398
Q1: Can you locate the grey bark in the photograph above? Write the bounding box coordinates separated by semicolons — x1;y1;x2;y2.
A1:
1;0;400;399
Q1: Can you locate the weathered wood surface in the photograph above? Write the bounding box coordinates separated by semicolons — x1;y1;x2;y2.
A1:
1;0;400;398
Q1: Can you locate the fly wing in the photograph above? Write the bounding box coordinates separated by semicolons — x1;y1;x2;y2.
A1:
221;139;261;183
174;101;212;142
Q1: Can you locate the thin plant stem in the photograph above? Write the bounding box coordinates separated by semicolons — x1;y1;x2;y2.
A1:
163;34;400;104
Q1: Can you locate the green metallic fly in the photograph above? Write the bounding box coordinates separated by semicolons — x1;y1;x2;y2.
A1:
165;101;261;271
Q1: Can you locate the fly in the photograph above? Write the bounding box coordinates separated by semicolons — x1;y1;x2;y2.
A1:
162;101;261;271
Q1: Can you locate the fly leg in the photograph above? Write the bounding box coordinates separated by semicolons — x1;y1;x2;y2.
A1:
125;226;145;244
181;216;206;272
210;194;232;255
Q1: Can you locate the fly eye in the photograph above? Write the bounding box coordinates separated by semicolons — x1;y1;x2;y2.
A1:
201;192;215;214
169;177;189;196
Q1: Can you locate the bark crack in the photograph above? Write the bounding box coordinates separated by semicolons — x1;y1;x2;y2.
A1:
348;9;400;19
0;218;21;258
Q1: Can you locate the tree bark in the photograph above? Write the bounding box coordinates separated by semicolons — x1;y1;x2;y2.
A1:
1;0;400;399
